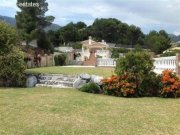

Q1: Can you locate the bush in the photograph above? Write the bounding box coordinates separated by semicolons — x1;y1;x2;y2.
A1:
54;54;67;66
0;21;18;55
160;70;180;98
115;51;154;96
111;48;129;58
0;48;26;87
0;22;26;87
102;51;163;98
54;55;59;66
139;72;162;97
160;50;180;57
101;75;121;96
79;82;101;94
102;74;136;97
102;70;180;98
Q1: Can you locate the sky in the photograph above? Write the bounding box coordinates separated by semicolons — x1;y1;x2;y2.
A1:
0;0;180;35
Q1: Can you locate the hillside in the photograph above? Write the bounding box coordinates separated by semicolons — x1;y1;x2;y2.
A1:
169;34;180;43
0;15;60;31
0;15;16;26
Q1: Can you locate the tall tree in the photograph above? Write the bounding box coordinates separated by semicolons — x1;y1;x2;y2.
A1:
127;25;144;46
92;18;121;43
16;0;54;50
145;30;171;54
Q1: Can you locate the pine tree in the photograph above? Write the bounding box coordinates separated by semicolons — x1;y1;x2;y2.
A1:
16;0;54;50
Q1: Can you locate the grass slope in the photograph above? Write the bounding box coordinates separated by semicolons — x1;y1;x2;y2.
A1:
26;67;115;77
0;87;179;135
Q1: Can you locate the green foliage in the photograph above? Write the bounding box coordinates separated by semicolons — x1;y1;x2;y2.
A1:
76;21;87;29
54;18;145;46
79;82;101;94
133;44;144;52
160;49;180;57
54;54;67;66
47;30;61;47
127;25;144;45
102;70;178;98
37;30;54;52
92;18;120;43
0;48;26;86
72;42;82;49
16;0;54;49
160;51;176;57
0;21;26;86
139;72;162;97
54;55;59;66
0;21;18;55
55;22;88;44
145;30;171;54
50;18;171;56
111;48;129;58
92;19;144;45
115;51;154;76
115;51;154;95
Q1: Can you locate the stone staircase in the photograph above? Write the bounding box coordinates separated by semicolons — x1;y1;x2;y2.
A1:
83;52;97;66
36;74;79;88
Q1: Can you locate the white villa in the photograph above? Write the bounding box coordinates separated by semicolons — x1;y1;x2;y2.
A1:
80;36;111;66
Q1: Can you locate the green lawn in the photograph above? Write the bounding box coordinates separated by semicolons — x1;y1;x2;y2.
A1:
0;87;179;135
26;66;115;77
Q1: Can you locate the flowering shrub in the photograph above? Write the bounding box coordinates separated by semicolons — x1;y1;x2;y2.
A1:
101;69;180;98
101;74;136;97
101;75;121;96
161;70;180;98
121;81;136;97
115;51;154;96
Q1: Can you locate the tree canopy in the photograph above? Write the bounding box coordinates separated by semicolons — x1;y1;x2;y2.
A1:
16;0;54;51
145;30;171;54
48;18;172;55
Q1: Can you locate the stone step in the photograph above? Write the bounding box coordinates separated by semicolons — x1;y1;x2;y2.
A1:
39;80;73;85
36;74;79;88
39;78;76;83
39;74;78;78
36;84;73;88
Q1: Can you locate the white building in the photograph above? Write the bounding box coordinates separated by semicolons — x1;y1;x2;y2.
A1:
21;40;38;48
81;36;111;61
54;47;74;53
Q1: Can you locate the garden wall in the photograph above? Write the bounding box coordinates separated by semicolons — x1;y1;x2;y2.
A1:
26;54;54;68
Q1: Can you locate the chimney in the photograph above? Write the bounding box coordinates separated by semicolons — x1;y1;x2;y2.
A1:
89;36;92;45
101;40;106;45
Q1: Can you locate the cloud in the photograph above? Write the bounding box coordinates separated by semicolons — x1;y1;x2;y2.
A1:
0;0;17;10
0;0;180;34
46;0;180;34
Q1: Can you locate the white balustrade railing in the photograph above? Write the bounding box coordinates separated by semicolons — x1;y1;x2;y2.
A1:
153;56;176;74
96;56;179;74
96;58;116;67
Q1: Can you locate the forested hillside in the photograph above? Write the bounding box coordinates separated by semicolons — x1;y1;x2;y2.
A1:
0;15;60;31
